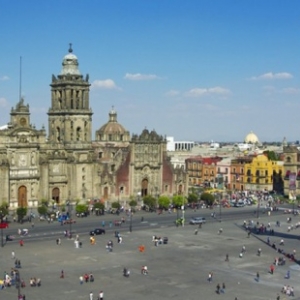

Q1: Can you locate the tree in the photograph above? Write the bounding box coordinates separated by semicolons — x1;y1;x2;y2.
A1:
37;205;48;216
94;202;105;215
158;195;170;209
200;192;214;206
187;193;198;204
75;204;88;214
16;207;27;222
94;202;105;210
0;203;9;217
111;202;121;209
172;195;187;208
129;200;137;207
143;195;156;209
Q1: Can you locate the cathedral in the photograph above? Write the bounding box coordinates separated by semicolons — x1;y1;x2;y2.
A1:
0;46;188;209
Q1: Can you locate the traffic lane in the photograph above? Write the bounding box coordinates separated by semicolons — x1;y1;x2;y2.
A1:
2;205;280;237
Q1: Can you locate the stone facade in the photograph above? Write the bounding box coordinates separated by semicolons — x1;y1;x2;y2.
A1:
0;47;187;209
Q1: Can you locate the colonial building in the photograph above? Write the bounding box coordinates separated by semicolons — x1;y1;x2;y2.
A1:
0;46;187;209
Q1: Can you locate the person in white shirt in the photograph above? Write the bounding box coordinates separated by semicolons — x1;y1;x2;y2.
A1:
89;291;93;300
99;291;104;300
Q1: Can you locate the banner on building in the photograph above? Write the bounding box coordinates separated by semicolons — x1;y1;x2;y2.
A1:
289;172;296;191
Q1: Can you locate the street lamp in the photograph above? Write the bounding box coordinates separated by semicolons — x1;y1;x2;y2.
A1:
66;200;72;238
0;210;4;247
181;195;185;227
256;196;260;219
219;193;222;222
15;269;21;299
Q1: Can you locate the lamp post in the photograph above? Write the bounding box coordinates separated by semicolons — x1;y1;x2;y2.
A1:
181;195;185;227
0;210;4;247
15;269;21;299
219;193;222;222
256;195;260;219
67;200;72;239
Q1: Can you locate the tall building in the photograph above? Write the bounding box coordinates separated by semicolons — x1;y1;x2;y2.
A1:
0;47;187;209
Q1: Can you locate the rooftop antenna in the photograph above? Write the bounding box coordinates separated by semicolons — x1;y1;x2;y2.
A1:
19;56;22;101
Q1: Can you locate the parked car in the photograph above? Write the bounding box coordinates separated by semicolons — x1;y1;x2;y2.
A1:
189;217;206;225
90;228;106;236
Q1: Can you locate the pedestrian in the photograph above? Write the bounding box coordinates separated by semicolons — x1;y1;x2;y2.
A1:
194;229;198;235
89;291;93;300
207;272;213;283
276;293;280;300
225;254;229;261
285;270;290;279
216;283;220;294
99;290;104;300
270;264;275;275
60;270;64;278
79;275;83;284
220;283;226;293
12;251;15;259
256;272;260;282
58;238;61;245
19;240;24;247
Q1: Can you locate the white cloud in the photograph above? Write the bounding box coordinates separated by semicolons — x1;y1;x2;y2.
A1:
0;97;8;107
184;86;231;98
0;75;9;81
281;87;300;95
124;73;160;81
165;89;180;97
250;72;293;80
91;79;120;90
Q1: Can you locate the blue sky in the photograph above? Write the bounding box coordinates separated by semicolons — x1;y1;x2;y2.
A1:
1;0;300;142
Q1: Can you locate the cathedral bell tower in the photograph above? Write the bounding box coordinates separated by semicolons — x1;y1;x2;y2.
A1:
48;44;93;146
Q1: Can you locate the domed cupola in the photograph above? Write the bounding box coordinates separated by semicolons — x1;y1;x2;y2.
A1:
61;43;81;76
95;107;130;142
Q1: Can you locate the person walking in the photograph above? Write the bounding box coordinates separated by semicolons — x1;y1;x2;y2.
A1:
99;290;104;300
11;251;15;259
225;254;229;261
79;275;83;284
270;264;275;275
89;291;93;300
60;270;64;278
220;283;226;293
216;283;220;294
256;272;260;282
207;272;213;283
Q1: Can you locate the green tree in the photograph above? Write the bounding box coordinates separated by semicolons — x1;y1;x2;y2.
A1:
75;204;88;214
172;195;187;208
111;202;121;209
94;202;105;210
187;193;198;204
0;203;9;217
37;205;48;216
143;195;156;209
200;192;214;206
16;207;27;221
158;195;170;209
129;200;137;207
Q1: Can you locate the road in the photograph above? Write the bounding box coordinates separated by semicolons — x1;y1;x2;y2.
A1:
1;205;283;245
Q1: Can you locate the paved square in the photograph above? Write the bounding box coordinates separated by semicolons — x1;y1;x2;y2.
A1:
1;212;300;300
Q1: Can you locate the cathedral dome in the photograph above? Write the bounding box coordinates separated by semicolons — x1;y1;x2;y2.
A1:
244;131;259;144
61;44;81;76
96;107;130;142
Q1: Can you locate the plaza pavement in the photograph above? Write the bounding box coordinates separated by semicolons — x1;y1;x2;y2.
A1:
1;210;300;300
